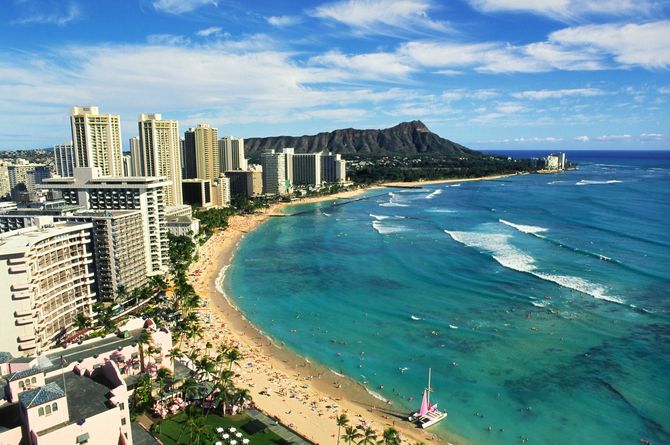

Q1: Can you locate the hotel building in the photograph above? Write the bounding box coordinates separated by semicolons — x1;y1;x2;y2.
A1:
292;153;322;188
225;170;263;198
138;114;183;206
7;162;51;200
53;142;75;177
70;106;123;177
261;149;290;195
0;219;95;357
182;124;219;181
129;136;143;176
39;167;170;276
321;152;347;183
219;136;247;172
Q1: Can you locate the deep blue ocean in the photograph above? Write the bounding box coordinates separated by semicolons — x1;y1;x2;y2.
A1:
224;151;670;445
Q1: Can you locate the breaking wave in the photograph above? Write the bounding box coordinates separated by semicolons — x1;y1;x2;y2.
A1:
499;219;548;235
576;179;623;186
372;221;409;235
427;208;456;213
425;189;443;199
444;230;624;304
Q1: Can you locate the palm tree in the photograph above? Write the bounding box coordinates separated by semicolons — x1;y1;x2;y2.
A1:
133;373;153;411
336;414;349;445
356;426;377;445
343;426;361;445
381;428;401;445
225;348;243;370
137;330;151;372
74;313;92;331
232;387;252;412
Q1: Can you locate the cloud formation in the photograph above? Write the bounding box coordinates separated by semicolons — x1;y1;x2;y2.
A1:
152;0;217;15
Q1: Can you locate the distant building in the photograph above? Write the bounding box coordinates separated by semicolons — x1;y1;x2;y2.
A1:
212;176;231;208
40;167;170;276
138;113;183;206
225;170;263;198
8;162;51;201
0;161;10;198
321;152;347;183
122;154;132;176
261;149;291;195
219;136;247;172
0;219;95;356
182;124;219;181
129;136;144;176
53;141;75;177
292;153;322;188
545;152;567;170
182;178;212;208
70;106;123;176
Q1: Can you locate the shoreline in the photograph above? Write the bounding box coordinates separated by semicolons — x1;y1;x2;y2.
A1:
186;179;502;445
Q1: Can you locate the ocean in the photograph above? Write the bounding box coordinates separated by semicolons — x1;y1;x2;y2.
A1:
224;150;670;445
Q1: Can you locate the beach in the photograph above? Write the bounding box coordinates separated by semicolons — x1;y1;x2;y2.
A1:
185;185;478;445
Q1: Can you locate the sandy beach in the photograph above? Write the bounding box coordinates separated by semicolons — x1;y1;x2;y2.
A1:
185;185;479;445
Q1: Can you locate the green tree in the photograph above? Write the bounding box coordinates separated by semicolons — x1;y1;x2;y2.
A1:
381;427;401;445
73;313;92;331
336;413;349;445
343;426;362;445
356;426;378;445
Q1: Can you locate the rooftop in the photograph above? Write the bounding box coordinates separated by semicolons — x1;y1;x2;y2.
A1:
18;382;65;408
6;367;42;382
44;372;115;424
0;352;13;364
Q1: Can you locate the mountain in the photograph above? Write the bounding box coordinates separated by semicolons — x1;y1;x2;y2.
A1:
244;121;478;159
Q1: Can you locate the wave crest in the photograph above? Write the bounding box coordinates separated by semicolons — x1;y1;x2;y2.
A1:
576;179;622;186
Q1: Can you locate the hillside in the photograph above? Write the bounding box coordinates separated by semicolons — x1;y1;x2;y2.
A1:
244;121;479;159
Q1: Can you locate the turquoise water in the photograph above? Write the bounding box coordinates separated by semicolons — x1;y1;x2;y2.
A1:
225;151;670;445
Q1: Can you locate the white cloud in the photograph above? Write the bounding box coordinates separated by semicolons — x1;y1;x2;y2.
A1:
196;26;223;37
496;102;525;113
467;0;655;21
152;0;216;14
640;133;664;141
595;134;632;141
575;135;590;142
512;87;605;100
513;136;563;142
311;0;448;34
13;2;80;26
267;15;301;27
309;50;414;81
550;21;670;69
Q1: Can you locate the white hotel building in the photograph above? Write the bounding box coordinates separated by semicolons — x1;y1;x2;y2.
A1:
0;219;95;356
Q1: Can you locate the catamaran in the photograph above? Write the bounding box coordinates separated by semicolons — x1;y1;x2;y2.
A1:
407;368;447;428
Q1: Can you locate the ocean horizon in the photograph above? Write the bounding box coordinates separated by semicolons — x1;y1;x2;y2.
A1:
224;150;670;445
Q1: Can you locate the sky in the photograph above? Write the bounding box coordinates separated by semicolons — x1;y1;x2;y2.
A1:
0;0;669;151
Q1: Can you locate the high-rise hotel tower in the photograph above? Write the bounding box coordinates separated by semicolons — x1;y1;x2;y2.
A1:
138;114;183;206
70;106;123;177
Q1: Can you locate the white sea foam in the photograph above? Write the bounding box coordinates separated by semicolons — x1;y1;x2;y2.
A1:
379;202;409;207
449;324;459;329
547;180;566;185
365;388;389;402
425;189;443;199
531;301;548;308
369;213;391;220
444;230;624;304
450;184;461;187
499;219;548;235
372;221;409;235
576;179;623;186
427;208;456;213
330;369;345;377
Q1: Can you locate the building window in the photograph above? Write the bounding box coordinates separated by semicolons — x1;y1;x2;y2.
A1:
121;417;126;425
52;402;58;412
31;377;37;384
19;381;24;390
119;402;124;410
45;405;51;415
38;407;44;416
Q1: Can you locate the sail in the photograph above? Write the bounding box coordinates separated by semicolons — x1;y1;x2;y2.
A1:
429;403;438;412
419;389;429;416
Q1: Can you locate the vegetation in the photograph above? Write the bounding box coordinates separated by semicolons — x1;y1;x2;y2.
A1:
158;411;283;445
193;207;237;235
346;154;535;184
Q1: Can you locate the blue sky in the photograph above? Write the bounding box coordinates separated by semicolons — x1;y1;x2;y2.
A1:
1;0;669;150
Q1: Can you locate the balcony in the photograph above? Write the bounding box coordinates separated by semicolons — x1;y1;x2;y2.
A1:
8;265;29;274
14;310;32;318
12;290;32;300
